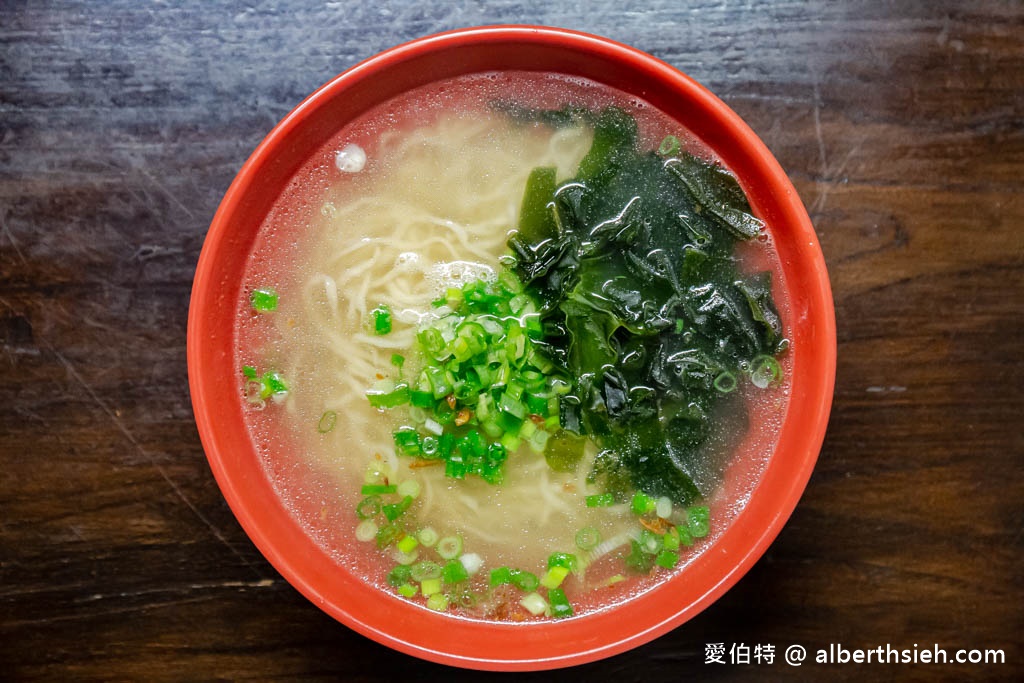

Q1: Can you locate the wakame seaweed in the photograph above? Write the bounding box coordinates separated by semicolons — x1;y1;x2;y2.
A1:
502;105;786;506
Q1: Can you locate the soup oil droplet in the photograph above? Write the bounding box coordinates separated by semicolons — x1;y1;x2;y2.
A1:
335;143;367;173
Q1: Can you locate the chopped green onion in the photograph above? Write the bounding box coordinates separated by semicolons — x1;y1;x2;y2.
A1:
410;560;441;582
391;353;405;368
392;547;418;566
382;495;414;521
713;371;737;393
442;559;469;584
250;287;278;312
509;569;539;592
409;390;435;408
575;527;601;551
355;495;381;520
370;303;392;335
687;506;710;538
624;540;655;572
459;552;483;576
655;496;672;519
242;365;257;379
540;565;570;589
489;566;513;587
396;534;419;554
366;381;410;408
375;523;403;549
420;577;442;597
363;272;571;486
547;552;578;572
655;549;679;569
261;371;288;399
658;135;681;157
426;592;449;611
317;410;338;433
360;484;396;495
393;428;421;455
397;583;418;598
387;564;413;587
663;526;681;551
586;493;616;508
547;587;574;619
355;519;377;542
436;535;463;560
639;529;661;554
420;435;439;457
750;354;782;389
396;480;421;499
631;492;656;516
416;527;439;548
519;592;548;616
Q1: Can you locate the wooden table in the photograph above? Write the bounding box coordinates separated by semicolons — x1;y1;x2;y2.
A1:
2;2;1021;680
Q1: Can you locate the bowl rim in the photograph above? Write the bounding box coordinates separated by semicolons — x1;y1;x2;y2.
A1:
188;24;836;671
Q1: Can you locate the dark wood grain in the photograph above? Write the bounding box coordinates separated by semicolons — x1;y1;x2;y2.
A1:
2;1;1021;680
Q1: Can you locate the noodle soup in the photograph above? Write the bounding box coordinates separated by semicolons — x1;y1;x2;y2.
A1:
236;72;790;620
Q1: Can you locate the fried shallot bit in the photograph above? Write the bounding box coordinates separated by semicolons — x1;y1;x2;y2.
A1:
408;458;444;469
639;516;670;535
454;408;471;426
529;414;546;425
446;394;457;409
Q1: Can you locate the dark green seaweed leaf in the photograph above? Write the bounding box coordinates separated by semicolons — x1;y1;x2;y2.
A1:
502;106;784;506
517;166;558;245
666;154;765;240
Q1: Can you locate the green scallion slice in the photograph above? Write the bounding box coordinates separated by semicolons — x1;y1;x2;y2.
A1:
655;549;679;569
317;410;337;433
713;371;737;393
575;526;601;551
547;552;578;572
547;587;574;618
436;535;463;560
360;484;396;496
396;534;419;555
382;495;413;522
657;135;681;157
426;592;448;611
354;519;377;542
442;559;469;584
250;287;278;312
519;592;548;616
410;560;442;583
355;495;381;520
416;527;439;548
540;565;570;589
687;506;710;538
370;303;392;335
586;493;615;508
750;354;782;389
509;569;539;592
387;564;413;587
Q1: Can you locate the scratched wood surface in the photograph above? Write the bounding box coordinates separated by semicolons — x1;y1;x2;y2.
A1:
1;1;1021;681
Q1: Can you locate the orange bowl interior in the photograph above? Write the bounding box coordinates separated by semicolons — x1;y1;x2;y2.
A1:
187;26;836;671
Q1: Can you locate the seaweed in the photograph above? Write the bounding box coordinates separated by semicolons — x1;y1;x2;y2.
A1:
504;106;784;505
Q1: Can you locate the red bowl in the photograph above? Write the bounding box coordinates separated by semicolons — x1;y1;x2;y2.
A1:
188;26;835;670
